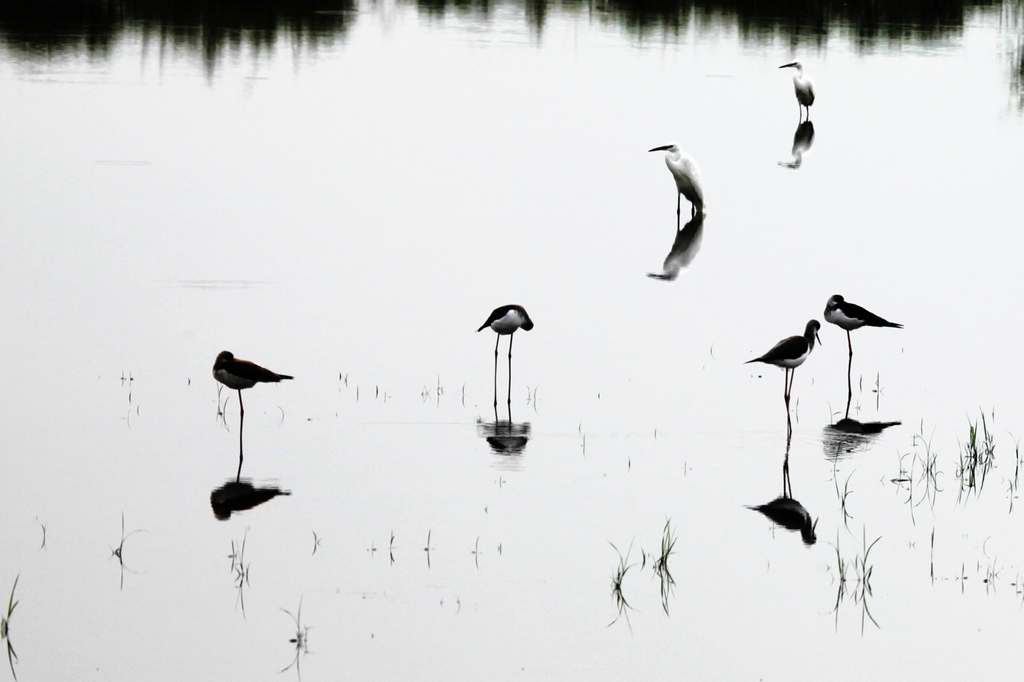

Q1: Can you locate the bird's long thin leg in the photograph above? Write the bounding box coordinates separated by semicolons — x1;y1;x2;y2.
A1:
493;334;500;412
237;389;245;481
676;193;681;231
845;330;853;420
783;368;791;412
785;368;796;414
507;332;514;416
782;452;791;498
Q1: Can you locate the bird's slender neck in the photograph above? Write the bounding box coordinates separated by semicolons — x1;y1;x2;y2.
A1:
805;327;817;350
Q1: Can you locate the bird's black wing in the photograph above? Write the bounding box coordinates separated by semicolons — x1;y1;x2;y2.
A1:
841;301;902;328
477;305;515;332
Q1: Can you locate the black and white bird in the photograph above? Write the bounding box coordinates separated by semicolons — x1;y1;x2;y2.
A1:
823;295;902;358
649;143;705;223
213;351;294;393
477;305;534;411
213;351;293;464
746;320;822;410
780;61;815;121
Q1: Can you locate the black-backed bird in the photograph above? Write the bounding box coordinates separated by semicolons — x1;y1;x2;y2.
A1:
746;320;821;411
477;305;534;411
824;295;902;358
213;351;293;466
648;143;705;224
779;61;815;121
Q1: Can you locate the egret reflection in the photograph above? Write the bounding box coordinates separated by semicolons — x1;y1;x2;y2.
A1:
211;480;291;520
648;212;704;281
748;433;817;545
779;120;814;169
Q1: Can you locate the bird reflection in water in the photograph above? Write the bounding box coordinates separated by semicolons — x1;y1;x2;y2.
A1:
748;433;817;545
647;212;705;281
823;413;901;461
779;120;814;169
477;417;532;458
211;479;291;520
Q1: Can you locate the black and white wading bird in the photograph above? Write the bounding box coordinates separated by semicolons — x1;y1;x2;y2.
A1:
649;143;704;226
824;295;902;417
780;61;815;121
213;351;293;469
823;295;902;356
746;320;822;413
477;305;534;412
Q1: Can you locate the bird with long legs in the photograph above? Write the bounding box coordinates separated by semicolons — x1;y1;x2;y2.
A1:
477;305;533;415
213;351;293;479
780;61;815;121
824;295;902;418
746;320;822;427
649;143;704;228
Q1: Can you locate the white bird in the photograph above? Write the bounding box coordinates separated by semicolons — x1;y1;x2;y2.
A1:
779;61;815;121
648;143;705;225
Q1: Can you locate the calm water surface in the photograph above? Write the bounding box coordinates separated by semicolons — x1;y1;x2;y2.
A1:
2;1;1024;679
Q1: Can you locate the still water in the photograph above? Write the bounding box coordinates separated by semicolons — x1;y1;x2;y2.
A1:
2;1;1024;679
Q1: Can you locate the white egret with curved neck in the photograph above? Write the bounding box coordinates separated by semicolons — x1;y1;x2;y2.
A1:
780;61;815;120
648;143;704;225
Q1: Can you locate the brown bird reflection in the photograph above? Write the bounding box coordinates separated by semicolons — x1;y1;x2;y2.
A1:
211;479;291;520
647;212;705;281
748;433;817;545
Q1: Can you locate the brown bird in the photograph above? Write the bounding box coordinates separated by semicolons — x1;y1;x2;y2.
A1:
213;351;293;474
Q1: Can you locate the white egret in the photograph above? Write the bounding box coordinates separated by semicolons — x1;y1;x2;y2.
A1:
779;61;815;120
648;143;704;225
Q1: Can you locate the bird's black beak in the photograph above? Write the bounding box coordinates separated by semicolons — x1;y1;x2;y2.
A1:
648;145;672;152
779;62;797;69
816;331;823;346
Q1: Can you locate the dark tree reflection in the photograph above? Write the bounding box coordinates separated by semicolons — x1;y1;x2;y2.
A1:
0;0;356;70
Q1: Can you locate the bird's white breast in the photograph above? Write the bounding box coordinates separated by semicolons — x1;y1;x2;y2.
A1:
490;309;525;334
825;307;863;330
775;349;810;369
